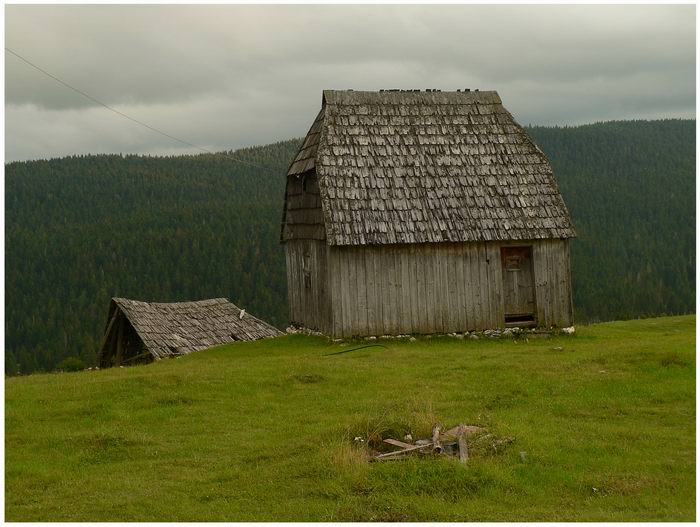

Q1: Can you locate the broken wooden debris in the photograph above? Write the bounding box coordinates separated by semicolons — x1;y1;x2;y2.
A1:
371;422;496;463
457;424;469;463
383;438;414;450
443;424;485;437
432;425;443;454
374;442;434;460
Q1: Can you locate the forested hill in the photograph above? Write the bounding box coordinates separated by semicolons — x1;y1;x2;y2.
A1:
528;120;695;322
6;142;298;374
5;119;695;374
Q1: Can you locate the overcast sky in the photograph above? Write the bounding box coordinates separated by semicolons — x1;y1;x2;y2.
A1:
5;4;696;162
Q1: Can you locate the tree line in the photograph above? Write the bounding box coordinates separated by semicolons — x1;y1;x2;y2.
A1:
5;120;695;374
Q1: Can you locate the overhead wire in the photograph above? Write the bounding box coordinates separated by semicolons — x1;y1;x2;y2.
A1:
5;47;280;173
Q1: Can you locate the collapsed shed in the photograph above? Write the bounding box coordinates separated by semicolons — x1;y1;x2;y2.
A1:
98;297;282;368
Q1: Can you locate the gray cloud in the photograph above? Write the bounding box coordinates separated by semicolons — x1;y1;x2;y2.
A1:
5;4;695;161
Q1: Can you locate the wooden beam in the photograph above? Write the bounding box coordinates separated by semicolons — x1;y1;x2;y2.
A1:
115;315;125;366
442;424;485;438
432;425;443;454
120;351;152;364
373;443;433;461
457;424;469;463
383;438;415;450
97;310;119;360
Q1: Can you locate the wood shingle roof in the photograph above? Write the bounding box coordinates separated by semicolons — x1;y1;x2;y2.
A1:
110;297;282;360
286;89;576;246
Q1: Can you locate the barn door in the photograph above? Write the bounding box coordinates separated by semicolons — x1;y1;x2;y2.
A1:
501;246;536;326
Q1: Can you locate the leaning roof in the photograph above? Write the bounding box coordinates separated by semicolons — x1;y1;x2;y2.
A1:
110;297;282;360
286;89;576;246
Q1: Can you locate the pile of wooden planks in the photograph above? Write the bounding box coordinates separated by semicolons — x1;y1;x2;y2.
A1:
373;424;485;463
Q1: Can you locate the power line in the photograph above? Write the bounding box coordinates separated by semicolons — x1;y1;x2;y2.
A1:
5;47;279;172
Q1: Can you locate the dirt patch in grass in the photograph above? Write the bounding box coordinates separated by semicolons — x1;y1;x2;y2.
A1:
155;394;196;406
84;432;136;450
78;431;144;463
291;373;325;384
585;473;653;497
660;352;690;368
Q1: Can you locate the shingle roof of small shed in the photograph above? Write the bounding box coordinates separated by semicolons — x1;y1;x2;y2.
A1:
110;297;282;359
286;89;576;246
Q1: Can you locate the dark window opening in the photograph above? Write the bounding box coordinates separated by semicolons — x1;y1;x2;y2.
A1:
304;272;311;289
505;314;535;324
302;175;307;192
505;255;521;271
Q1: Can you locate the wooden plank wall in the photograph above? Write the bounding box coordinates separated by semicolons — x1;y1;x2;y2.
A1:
532;238;574;328
285;239;332;332
322;239;572;337
281;170;326;241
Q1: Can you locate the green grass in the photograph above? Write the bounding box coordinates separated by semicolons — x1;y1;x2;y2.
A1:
5;315;696;521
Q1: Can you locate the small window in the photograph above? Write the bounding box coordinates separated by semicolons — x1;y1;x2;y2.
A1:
505;255;521;271
302;175;307;192
304;272;311;289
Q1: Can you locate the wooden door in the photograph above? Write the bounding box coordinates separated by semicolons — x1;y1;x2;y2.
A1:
501;246;536;325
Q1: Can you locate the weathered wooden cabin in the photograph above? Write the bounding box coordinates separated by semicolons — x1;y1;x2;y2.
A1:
281;89;576;337
98;297;282;367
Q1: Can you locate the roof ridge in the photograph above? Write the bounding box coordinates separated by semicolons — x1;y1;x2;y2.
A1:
112;297;228;305
322;89;502;106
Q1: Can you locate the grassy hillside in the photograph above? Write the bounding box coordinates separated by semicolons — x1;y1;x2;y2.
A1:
6;315;695;521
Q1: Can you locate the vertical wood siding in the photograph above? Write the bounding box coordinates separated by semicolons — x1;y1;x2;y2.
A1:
532;239;574;328
286;239;573;336
285;239;332;332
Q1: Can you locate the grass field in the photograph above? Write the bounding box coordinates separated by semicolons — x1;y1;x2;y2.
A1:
5;315;696;521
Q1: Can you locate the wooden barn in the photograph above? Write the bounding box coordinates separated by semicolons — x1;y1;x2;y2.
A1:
281;89;576;337
98;297;282;367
